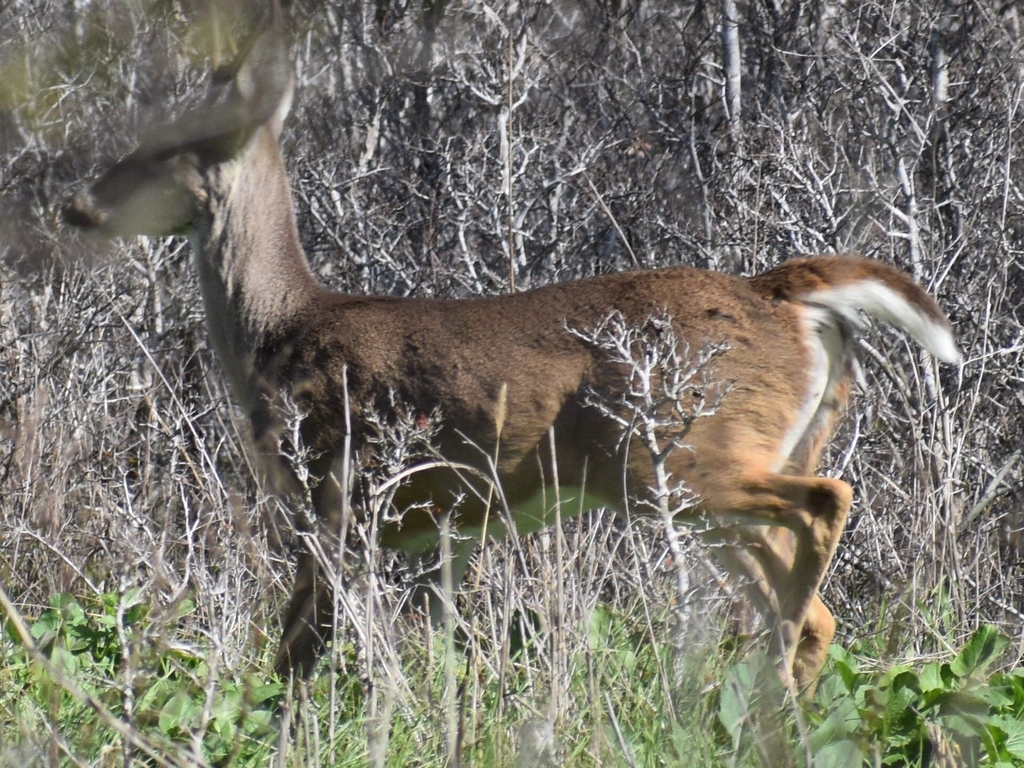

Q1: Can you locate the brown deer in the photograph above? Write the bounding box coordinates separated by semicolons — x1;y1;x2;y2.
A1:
64;27;960;692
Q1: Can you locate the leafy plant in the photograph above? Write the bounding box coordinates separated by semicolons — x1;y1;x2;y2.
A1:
807;626;1024;767
712;627;1024;767
4;591;282;765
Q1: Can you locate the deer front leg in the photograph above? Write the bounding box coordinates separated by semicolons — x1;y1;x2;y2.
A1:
275;548;335;679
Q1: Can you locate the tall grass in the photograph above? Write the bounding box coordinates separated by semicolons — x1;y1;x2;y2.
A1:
3;1;1024;765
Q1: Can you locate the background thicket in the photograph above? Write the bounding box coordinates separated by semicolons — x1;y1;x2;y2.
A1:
1;1;1022;765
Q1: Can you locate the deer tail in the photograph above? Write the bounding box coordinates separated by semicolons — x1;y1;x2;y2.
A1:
751;256;961;363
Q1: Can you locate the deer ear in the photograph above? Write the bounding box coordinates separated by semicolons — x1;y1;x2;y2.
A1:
232;29;294;139
137;28;293;162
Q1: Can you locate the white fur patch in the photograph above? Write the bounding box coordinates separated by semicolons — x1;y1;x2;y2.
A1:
802;282;961;363
775;308;833;471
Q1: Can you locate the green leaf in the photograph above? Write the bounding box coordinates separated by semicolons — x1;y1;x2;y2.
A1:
950;626;1008;680
972;682;1013;709
173;598;195;620
159;690;198;735
213;689;242;724
49;645;77;676
812;672;848;712
991;715;1024;759
588;606;613;648
137;677;173;711
881;685;921;747
886;669;921;695
862;685;889;724
918;663;946;695
30;608;61;647
249;682;285;704
938;689;995;721
3;617;20;645
828;645;862;692
808;696;861;752
942;713;984;740
811;739;865;768
719;656;760;750
878;664;913;689
53;594;86;627
212;716;236;741
244;708;275;731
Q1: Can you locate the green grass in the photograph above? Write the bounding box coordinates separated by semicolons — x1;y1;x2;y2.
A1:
3;588;1023;767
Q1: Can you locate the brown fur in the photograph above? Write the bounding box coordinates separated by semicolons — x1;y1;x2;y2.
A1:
64;29;957;692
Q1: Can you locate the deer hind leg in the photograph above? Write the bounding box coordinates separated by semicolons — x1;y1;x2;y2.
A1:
705;473;852;691
793;594;836;694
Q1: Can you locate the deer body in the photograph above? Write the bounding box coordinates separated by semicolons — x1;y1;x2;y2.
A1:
64;28;959;691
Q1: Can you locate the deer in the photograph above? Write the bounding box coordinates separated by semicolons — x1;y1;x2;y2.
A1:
63;25;960;694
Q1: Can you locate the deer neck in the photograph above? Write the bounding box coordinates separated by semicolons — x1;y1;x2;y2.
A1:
190;128;319;408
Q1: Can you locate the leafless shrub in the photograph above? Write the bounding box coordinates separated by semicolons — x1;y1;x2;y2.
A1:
568;311;730;630
2;0;1024;760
